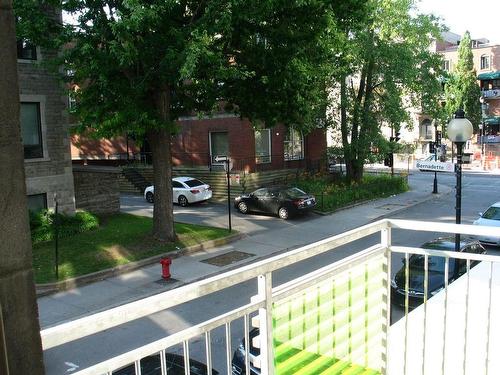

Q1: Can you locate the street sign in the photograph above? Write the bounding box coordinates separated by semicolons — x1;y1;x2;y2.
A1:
416;160;455;173
214;155;228;163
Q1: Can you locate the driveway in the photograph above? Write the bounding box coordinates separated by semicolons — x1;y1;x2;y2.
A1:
120;194;319;236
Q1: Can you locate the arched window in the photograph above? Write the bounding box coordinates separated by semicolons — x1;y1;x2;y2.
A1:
420;119;433;140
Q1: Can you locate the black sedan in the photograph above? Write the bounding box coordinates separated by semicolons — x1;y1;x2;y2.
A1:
234;186;316;220
113;352;219;375
232;328;260;375
391;238;485;309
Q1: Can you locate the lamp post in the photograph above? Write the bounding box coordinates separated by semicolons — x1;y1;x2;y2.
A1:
432;122;442;194
447;109;473;252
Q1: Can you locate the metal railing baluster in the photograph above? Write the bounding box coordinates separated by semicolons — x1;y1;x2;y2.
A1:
485;261;494;375
183;341;190;375
441;257;449;375
225;322;232;375
205;331;212;375
134;359;141;375
404;252;409;375
462;259;471;375
244;315;250;375
422;254;428;375
160;349;167;375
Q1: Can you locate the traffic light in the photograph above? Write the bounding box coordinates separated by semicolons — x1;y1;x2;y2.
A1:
389;132;400;143
429;142;435;154
384;153;393;167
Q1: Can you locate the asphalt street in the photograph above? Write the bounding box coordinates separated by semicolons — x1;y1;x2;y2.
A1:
39;169;500;374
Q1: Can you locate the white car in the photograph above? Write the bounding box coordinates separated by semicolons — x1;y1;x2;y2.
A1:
144;177;212;206
473;202;500;246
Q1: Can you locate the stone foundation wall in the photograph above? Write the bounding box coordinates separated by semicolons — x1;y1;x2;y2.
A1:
73;166;120;214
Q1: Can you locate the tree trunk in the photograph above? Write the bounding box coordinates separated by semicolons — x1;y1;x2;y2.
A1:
149;87;176;242
0;1;45;373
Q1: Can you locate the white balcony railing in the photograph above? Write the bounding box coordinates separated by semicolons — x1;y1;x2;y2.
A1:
40;219;500;375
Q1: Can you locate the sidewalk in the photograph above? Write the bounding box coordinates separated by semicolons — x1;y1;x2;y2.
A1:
37;176;451;328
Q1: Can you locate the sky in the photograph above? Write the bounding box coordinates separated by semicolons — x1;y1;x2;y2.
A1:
416;0;500;44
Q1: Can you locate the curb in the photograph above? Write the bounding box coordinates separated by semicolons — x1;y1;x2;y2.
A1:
35;232;244;297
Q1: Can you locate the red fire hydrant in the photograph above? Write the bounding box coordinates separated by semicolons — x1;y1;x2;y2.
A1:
160;257;172;279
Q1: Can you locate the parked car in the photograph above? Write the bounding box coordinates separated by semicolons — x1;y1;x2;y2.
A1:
232;328;260;375
144;177;212;206
391;238;486;309
234;186;316;220
113;352;219;375
473;202;500;246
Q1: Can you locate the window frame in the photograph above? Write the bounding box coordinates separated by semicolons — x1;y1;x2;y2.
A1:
20;95;48;161
284;127;304;161
16;39;40;62
255;129;271;164
420;119;433;140
27;193;47;212
480;54;491;70
209;131;229;166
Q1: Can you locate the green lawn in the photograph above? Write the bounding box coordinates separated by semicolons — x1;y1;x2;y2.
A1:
32;213;232;283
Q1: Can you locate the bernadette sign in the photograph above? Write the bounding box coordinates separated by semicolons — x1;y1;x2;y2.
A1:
415;160;455;172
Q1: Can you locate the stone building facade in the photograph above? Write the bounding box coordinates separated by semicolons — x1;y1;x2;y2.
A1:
17;24;76;214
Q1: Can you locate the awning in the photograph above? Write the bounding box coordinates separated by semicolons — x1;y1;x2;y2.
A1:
485;116;500;125
478;71;500;80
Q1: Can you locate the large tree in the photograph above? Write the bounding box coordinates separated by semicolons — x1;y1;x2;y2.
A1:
15;0;366;241
0;0;45;372
444;31;481;131
328;0;445;182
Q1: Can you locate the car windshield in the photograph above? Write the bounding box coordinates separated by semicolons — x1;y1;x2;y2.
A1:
409;254;453;273
184;179;204;188
281;187;307;198
482;206;500;220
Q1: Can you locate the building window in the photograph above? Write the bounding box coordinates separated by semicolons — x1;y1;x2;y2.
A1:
17;40;37;60
284;127;304;161
209;131;229;164
480;55;490;70
20;102;43;159
420;119;433;140
443;60;450;72
255;129;271;164
27;193;47;212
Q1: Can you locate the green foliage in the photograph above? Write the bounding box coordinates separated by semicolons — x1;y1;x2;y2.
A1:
29;210;99;245
328;0;445;182
295;174;408;212
444;31;482;131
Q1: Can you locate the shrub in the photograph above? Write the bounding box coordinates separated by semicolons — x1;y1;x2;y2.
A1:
295;173;408;212
29;210;99;245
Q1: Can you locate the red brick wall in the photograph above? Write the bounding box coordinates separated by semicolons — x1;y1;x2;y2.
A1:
72;116;327;171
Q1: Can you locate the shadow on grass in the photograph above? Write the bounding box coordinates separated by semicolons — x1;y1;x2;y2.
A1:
32;213;231;283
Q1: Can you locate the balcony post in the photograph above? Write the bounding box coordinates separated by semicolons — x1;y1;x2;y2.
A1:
258;273;274;375
381;225;391;373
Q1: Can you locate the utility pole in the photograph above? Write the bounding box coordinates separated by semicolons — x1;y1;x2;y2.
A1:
0;2;45;373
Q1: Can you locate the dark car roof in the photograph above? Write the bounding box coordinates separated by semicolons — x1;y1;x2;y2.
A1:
421;237;481;252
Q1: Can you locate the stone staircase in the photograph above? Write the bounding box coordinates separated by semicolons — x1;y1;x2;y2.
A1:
119;166;301;201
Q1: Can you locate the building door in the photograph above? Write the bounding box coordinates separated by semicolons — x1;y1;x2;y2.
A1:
209;131;229;165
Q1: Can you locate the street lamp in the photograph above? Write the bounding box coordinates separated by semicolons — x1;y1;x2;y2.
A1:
447;109;473;252
432;122;442;194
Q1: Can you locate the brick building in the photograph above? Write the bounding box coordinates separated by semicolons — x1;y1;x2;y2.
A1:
17;24;76;214
71;114;327;173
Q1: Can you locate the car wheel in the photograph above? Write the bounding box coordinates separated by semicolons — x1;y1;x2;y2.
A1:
178;195;188;207
238;201;248;214
146;192;154;203
278;207;289;220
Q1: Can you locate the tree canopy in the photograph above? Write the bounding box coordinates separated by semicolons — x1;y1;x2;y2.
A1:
14;0;369;240
327;0;445;181
444;31;482;131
